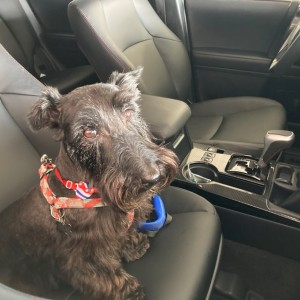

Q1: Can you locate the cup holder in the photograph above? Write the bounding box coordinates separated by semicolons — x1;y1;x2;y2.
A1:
182;163;219;184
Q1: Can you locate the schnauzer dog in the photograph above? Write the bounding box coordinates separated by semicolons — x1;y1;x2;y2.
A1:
0;69;178;299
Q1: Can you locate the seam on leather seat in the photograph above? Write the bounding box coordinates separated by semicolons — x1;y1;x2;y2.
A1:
130;0;182;98
122;38;152;52
152;37;179;97
132;0;180;43
123;37;183;54
150;35;181;42
171;208;215;215
70;3;129;71
187;115;222;140
100;0;138;69
209;115;224;140
1;92;41;97
221;104;282;116
209;107;280;141
197;103;282;117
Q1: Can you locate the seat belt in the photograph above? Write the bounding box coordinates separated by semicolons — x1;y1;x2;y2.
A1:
18;0;64;76
139;194;172;237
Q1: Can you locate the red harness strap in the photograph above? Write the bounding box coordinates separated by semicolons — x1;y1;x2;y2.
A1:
54;168;98;197
38;155;134;228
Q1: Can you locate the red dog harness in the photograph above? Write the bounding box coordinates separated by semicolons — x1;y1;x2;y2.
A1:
39;155;134;231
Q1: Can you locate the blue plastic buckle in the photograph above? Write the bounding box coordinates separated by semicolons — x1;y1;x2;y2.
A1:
139;194;166;232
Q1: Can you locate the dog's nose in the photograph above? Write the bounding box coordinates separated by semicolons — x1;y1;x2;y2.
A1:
148;171;161;184
142;166;161;185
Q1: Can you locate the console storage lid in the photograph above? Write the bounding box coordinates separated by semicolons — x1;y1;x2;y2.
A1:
141;94;191;139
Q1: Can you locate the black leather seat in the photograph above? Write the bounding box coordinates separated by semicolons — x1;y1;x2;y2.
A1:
68;0;286;155
0;43;222;300
0;0;98;93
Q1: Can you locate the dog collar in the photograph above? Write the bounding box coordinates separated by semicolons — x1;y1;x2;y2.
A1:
54;167;98;199
39;155;135;230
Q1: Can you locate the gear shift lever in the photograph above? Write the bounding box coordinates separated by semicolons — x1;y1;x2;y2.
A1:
257;130;295;169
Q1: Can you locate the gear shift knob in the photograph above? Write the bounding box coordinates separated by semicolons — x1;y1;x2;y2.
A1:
257;130;295;169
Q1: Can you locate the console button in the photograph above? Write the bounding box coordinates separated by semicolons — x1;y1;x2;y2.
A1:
207;147;224;154
207;147;217;152
204;152;215;158
202;157;213;163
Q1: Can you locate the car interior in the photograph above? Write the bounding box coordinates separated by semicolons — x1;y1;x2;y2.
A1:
1;0;300;299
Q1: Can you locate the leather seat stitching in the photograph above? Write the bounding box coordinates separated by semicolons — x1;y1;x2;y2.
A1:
197;104;282;118
122;38;152;52
209;116;224;140
221;104;282;116
130;1;189;98
152;37;179;98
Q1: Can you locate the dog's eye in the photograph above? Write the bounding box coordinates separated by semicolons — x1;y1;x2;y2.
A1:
83;129;97;139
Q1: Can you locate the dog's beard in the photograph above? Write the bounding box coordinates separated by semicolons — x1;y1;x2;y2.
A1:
98;146;178;215
65;130;178;216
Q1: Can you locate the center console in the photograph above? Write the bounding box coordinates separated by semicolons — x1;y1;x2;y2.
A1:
172;129;300;226
140;93;300;267
181;146;265;195
140;93;300;228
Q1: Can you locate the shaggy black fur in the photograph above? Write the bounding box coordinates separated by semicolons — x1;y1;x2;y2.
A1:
0;69;178;299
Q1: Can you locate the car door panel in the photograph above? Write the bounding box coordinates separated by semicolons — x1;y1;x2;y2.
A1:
184;0;299;101
186;0;296;55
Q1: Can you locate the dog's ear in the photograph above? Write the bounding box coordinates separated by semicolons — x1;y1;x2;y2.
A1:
109;68;143;105
109;67;142;89
28;86;61;131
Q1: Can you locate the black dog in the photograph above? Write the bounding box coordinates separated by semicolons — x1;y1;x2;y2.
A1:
0;69;178;299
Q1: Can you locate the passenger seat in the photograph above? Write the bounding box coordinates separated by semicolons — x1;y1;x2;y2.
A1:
68;0;287;155
0;0;98;93
0;42;222;300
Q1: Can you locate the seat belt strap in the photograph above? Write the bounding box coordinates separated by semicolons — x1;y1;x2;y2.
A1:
145;213;172;238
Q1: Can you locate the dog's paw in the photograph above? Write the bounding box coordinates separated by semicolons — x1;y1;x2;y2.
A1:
120;273;144;300
122;231;150;262
127;285;145;300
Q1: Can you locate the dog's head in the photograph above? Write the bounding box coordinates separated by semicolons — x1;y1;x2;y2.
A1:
28;69;178;211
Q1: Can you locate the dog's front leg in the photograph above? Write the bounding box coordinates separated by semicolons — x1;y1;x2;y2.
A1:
122;229;150;262
64;257;144;300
